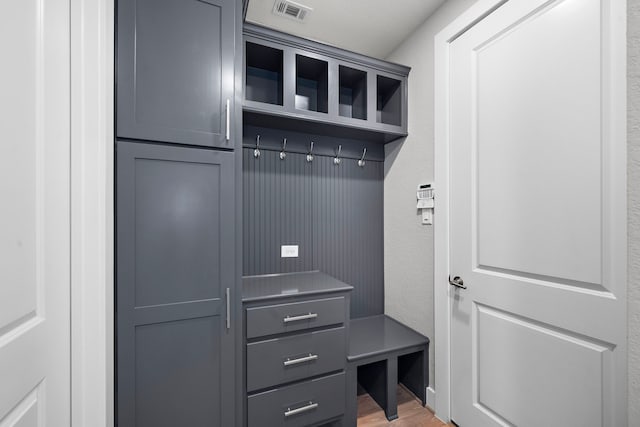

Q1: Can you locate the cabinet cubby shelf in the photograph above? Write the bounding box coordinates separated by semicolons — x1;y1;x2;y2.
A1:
296;55;329;113
243;23;410;144
339;65;367;121
246;42;283;106
377;75;402;126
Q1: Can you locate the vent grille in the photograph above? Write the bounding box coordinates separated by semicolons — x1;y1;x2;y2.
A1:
272;0;312;22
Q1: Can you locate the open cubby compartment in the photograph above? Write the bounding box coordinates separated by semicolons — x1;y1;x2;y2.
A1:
295;54;328;113
376;75;402;126
339;65;367;120
246;42;283;105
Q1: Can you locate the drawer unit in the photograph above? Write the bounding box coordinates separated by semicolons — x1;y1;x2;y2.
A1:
247;327;346;392
247;372;346;427
242;272;352;427
246;296;345;339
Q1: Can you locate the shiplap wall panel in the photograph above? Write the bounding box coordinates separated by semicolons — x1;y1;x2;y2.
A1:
243;144;384;318
312;155;384;317
243;149;313;275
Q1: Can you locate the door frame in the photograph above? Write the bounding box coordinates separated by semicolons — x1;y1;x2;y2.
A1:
433;0;627;422
70;0;115;425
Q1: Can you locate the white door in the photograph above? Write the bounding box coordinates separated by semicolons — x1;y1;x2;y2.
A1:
0;0;71;425
449;0;626;426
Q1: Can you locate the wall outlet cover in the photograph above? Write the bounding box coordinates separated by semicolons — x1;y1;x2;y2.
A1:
281;245;299;258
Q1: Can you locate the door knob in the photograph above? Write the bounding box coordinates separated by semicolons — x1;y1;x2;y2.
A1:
449;275;467;289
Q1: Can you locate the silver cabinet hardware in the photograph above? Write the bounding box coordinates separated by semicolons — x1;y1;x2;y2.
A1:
280;138;287;160
283;353;318;366
226;287;231;329
284;402;318;417
449;275;467;289
283;312;318;323
225;99;230;141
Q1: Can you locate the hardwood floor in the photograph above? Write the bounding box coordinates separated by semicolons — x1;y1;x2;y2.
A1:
356;385;450;427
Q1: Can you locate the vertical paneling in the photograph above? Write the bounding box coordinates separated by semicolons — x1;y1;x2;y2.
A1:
243;142;384;318
243;149;313;275
312;156;384;318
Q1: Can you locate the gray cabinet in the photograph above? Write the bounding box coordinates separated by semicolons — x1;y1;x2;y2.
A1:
117;0;236;148
242;272;353;427
243;24;410;144
116;141;236;427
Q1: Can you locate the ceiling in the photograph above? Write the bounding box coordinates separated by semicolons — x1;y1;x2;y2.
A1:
245;0;447;59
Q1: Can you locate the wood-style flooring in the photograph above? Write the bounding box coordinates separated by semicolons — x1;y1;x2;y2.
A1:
356;385;451;427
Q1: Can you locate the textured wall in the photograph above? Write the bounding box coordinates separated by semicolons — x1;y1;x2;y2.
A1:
628;0;640;423
383;0;476;389
385;1;640;415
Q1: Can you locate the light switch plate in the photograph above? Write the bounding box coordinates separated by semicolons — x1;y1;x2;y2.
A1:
281;245;299;258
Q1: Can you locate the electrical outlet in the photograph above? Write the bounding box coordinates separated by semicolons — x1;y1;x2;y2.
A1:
281;245;299;258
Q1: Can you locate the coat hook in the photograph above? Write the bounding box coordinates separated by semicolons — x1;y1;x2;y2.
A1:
306;141;314;163
333;145;342;165
358;147;367;167
280;138;287;160
254;135;261;158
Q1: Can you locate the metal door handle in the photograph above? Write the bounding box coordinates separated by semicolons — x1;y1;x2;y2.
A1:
449;275;467;289
225;287;231;329
284;354;318;366
225;99;230;141
283;313;318;323
284;402;318;417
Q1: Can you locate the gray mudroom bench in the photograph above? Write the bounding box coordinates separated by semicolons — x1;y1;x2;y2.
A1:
241;272;429;426
345;315;430;425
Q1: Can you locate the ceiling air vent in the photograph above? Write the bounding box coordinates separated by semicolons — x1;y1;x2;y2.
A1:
272;0;312;22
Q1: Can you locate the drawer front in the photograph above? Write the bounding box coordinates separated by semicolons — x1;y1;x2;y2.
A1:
246;297;345;339
247;372;345;427
247;327;345;392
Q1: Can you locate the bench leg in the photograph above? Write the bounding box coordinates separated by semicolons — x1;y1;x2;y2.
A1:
359;361;386;416
398;348;427;406
355;357;399;422
385;355;398;421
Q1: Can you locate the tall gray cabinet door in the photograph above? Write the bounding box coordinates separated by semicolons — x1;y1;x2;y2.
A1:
116;141;235;427
117;0;235;148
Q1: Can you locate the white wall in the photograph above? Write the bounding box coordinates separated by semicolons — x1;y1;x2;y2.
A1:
628;0;640;423
385;0;640;420
383;0;476;388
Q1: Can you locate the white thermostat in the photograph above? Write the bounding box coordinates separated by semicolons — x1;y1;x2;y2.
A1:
417;184;434;225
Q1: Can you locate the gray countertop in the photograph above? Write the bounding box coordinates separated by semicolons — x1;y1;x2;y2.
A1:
242;270;354;302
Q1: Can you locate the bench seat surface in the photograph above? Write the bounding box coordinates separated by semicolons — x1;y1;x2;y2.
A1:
347;315;429;362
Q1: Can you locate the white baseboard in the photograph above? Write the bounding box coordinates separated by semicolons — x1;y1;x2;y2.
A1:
426;386;436;411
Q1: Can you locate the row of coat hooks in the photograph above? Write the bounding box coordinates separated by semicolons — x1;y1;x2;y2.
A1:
252;135;368;167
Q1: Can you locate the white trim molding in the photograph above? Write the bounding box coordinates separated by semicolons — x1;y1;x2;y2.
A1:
433;0;513;422
70;0;115;425
426;386;436;412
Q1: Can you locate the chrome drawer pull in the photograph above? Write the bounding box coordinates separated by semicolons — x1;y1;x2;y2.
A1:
284;402;318;417
283;312;318;323
284;353;318;366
